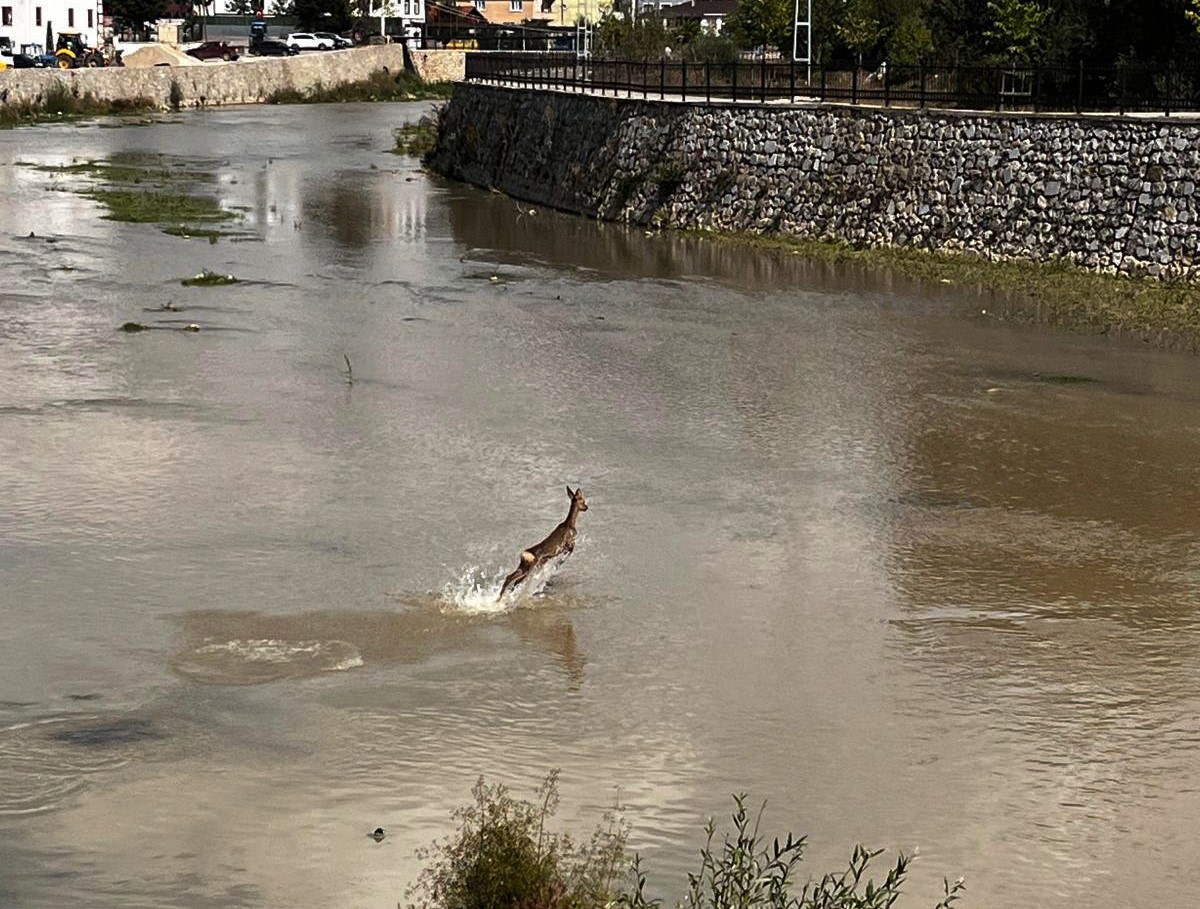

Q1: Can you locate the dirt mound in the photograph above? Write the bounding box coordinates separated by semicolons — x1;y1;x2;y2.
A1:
122;45;201;67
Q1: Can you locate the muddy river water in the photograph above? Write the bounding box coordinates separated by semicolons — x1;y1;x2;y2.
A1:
2;102;1199;909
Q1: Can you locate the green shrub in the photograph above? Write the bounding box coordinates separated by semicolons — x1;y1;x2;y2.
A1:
407;772;627;909
392;108;444;160
618;795;966;909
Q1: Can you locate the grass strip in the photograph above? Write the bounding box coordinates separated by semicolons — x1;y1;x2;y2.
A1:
266;69;453;105
694;230;1200;350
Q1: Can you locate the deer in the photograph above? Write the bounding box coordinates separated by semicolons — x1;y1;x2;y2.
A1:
498;487;589;602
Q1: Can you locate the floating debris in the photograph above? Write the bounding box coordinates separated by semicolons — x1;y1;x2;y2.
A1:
370;827;386;842
181;270;238;287
119;321;148;332
183;323;201;332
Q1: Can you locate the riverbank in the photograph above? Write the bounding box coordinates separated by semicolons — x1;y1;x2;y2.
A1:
0;45;456;124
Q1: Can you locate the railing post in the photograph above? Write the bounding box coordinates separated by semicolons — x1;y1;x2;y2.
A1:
706;60;711;103
761;56;767;102
883;60;890;107
820;63;826;101
1165;66;1173;117
789;56;795;102
1118;65;1126;116
682;59;688;103
1076;58;1083;114
919;62;926;108
852;65;858;105
661;58;666;100
732;61;738;102
1033;62;1040;113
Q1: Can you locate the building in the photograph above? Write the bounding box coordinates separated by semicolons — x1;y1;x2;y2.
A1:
657;0;736;34
1;0;104;49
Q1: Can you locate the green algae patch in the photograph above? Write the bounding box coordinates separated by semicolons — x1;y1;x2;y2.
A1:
28;158;215;186
690;229;1200;352
181;270;238;287
20;152;243;240
87;189;231;225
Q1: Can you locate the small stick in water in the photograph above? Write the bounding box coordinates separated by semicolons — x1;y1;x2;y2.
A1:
343;354;354;386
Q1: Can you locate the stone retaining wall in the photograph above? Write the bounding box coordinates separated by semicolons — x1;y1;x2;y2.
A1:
0;45;409;110
430;83;1200;279
409;49;465;84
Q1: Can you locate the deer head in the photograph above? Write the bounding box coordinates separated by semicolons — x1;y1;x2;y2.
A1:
567;486;588;512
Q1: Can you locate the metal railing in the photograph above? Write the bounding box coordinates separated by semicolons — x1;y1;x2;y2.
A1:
465;53;1200;116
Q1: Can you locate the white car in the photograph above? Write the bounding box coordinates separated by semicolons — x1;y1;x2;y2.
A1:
314;32;352;49
285;33;332;51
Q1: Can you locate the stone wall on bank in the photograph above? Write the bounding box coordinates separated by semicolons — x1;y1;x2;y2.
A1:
429;83;1200;279
409;49;465;84
0;45;409;110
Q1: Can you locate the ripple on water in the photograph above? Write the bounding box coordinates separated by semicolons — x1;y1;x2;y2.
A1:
0;713;164;816
171;638;364;686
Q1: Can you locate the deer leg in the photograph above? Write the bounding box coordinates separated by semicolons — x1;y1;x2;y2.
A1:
499;551;537;601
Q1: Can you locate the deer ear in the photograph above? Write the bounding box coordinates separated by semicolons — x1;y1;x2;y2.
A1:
566;486;574;498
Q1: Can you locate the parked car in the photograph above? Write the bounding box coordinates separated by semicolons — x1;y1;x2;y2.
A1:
313;32;352;49
249;39;300;57
285;32;332;51
186;41;240;62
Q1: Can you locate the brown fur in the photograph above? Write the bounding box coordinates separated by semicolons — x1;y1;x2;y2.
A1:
498;487;589;601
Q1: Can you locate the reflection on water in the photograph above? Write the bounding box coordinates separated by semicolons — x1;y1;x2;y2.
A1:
2;103;1200;909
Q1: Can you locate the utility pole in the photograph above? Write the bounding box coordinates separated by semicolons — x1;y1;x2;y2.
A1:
793;0;812;83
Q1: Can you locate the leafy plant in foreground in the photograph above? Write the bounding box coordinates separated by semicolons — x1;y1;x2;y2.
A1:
617;795;966;909
407;771;627;909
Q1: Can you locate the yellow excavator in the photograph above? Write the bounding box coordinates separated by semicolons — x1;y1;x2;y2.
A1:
54;30;121;68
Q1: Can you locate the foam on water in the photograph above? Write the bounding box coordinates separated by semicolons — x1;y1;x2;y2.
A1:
440;557;567;615
172;638;364;685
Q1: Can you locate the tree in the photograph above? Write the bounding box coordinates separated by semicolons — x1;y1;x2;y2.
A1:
294;0;352;31
984;0;1049;61
886;9;933;63
226;0;255;13
725;0;794;54
835;0;884;69
107;0;168;37
269;0;295;15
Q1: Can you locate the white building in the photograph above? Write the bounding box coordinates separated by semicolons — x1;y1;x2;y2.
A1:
0;0;103;49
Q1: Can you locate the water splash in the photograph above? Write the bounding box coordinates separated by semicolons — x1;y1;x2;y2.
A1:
440;557;567;615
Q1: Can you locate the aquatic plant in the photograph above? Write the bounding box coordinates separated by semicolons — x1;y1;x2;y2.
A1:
393;111;443;159
181;270;238;287
617;795;966;909
407;771;627;909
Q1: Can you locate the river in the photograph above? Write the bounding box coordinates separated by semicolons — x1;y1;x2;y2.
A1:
1;101;1198;909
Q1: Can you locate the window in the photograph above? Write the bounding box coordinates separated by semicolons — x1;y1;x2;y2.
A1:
509;0;522;9
403;0;410;14
473;0;484;9
87;8;92;26
36;6;42;26
67;7;74;26
1;6;11;27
